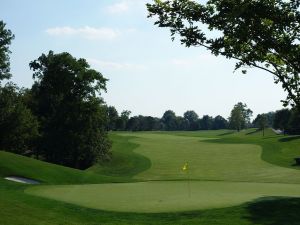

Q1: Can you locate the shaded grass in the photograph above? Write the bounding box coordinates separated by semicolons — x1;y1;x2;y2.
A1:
88;133;151;178
0;151;127;184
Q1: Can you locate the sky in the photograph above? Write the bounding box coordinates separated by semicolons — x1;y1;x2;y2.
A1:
1;0;287;119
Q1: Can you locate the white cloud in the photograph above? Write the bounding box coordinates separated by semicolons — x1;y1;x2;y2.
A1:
171;54;217;67
46;26;120;40
106;0;149;14
107;1;130;14
87;58;146;71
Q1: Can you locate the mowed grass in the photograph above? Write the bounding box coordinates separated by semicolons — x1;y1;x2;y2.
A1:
26;181;300;213
26;130;300;213
2;129;300;224
123;132;300;183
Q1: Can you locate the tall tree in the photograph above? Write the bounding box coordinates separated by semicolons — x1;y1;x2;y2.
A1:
107;106;119;131
0;83;39;154
147;0;300;110
213;115;228;130
161;110;178;130
253;114;268;136
30;51;111;169
199;115;214;130
229;102;253;131
116;110;131;130
183;110;199;130
0;21;14;82
273;108;292;134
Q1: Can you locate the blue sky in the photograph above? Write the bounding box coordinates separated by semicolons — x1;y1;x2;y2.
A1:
1;0;286;119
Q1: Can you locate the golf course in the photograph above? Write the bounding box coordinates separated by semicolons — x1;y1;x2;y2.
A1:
2;129;300;224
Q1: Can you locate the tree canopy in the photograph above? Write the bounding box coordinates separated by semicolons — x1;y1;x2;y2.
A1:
29;51;110;169
0;20;14;82
147;0;300;109
229;102;253;131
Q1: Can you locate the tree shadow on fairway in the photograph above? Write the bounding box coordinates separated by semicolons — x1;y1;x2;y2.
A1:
245;197;300;225
218;131;235;136
279;136;300;142
245;129;261;135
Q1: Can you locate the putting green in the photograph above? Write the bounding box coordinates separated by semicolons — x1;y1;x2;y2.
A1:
26;181;300;213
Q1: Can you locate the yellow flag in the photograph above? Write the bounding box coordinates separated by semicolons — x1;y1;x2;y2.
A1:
182;162;189;172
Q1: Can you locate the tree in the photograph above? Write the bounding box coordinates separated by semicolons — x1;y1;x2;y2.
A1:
0;21;14;82
287;109;300;134
147;0;300;110
213;115;228;130
116;110;131;130
161;110;178;130
183;110;199;130
107;106;119;131
199;115;214;130
229;102;253;131
29;51;111;169
127;116;140;131
0;83;39;154
273;108;292;134
253;114;268;136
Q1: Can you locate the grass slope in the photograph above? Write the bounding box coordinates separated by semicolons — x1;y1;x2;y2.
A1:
88;133;151;178
0;151;124;184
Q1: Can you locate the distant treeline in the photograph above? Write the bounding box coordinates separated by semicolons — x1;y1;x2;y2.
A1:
108;105;300;135
106;107;229;131
253;109;300;135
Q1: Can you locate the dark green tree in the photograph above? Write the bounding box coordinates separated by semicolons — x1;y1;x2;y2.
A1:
253;114;268;136
287;109;300;134
199;115;214;130
183;110;199;130
273;108;292;134
161;110;178;130
107;106;119;131
213;115;228;130
0;83;39;154
116;110;131;130
29;51;111;169
229;102;253;131
147;0;300;109
0;21;14;82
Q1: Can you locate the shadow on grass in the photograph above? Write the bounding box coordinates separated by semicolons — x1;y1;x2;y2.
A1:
245;129;261;135
279;136;300;142
218;131;235;136
245;197;300;225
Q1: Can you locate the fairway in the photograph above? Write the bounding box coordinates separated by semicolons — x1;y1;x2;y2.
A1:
126;133;300;184
26;181;300;213
25;132;300;213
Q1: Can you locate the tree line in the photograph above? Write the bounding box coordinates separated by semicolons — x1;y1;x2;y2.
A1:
107;107;229;131
253;109;300;135
107;102;254;132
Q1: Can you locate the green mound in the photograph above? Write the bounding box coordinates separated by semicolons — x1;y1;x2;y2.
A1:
26;181;300;213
